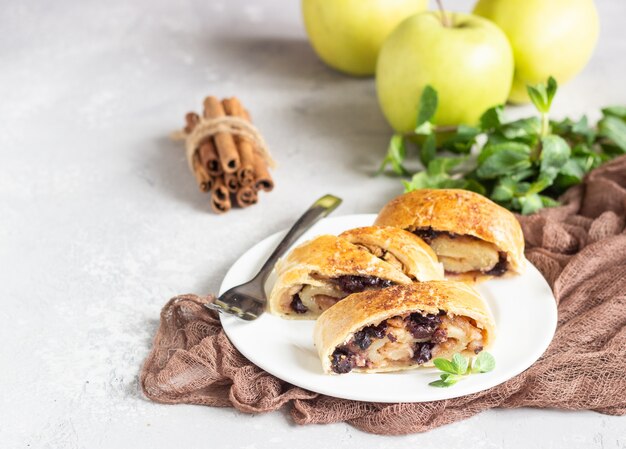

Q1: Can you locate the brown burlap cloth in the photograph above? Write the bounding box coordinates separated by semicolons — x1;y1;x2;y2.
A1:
140;156;626;435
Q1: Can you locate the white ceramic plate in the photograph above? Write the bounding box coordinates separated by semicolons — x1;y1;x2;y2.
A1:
219;214;557;403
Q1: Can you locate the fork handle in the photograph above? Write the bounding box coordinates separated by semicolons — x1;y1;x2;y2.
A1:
253;194;342;282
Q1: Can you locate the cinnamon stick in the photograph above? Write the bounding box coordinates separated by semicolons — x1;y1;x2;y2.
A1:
210;176;231;214
198;141;222;177
228;101;273;192
184;112;200;134
206;176;215;192
235;185;258;208
185;113;219;187
224;172;239;193
252;151;274;192
203;96;240;174
236;140;255;186
211;196;231;214
191;152;211;192
222;98;255;186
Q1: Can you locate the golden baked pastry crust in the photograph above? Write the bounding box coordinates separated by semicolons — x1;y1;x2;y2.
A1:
268;235;412;319
268;227;443;320
338;226;443;282
313;281;495;374
374;189;525;278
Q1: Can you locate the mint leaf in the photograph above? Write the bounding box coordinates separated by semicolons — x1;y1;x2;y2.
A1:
539;195;560;208
439;373;460;382
472;351;496;373
555;158;586;189
500;117;541;141
527;174;553;195
452;353;469;375
433;358;458;374
429;379;456;388
403;171;436;191
440;125;480;154
572;144;605;170
429;372;461;388
571;116;596;144
539;135;571;183
551;116;596;148
462;179;487;195
377;134;410;176
527;84;548;114
415;85;438;129
420;133;437;167
402;171;436;191
519;193;543;215
602;106;626;120
427;156;465;176
598;115;626;152
510;168;536;182
403;171;467;191
480;105;505;131
527;77;558;114
476;142;532;179
546;76;558;107
491;177;517;202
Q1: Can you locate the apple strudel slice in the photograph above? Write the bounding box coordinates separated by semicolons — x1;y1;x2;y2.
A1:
375;189;525;281
314;281;495;374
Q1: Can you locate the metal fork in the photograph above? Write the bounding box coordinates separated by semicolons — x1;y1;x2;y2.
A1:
206;194;342;320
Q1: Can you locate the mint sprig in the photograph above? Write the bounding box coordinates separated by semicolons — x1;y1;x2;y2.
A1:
377;78;626;214
429;352;496;388
377;133;410;176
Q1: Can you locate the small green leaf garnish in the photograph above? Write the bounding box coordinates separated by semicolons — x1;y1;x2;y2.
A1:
429;352;495;388
451;353;469;374
598;115;626;152
377;133;410;176
527;76;557;115
476;142;532;179
472;351;496;373
539;135;571;181
415;85;438;131
429;378;457;388
432;358;458;374
480;105;505;131
419;133;437;167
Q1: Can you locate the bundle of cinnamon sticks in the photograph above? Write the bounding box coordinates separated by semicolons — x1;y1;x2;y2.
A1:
181;96;274;213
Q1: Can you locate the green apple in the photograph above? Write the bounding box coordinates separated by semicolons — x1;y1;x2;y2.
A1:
474;0;599;103
301;0;428;76
376;11;514;132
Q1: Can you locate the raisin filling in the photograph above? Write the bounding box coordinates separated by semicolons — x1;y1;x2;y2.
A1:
331;275;394;293
413;342;434;365
289;275;395;314
412;226;442;245
290;294;308;314
330;348;354;374
405;312;442;339
353;322;388;350
330;311;484;374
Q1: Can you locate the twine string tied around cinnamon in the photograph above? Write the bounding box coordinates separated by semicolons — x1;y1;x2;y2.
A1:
171;115;276;173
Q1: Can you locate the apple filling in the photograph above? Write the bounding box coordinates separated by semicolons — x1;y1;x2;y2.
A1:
288;275;395;315
330;311;485;374
412;228;507;276
352;243;407;275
